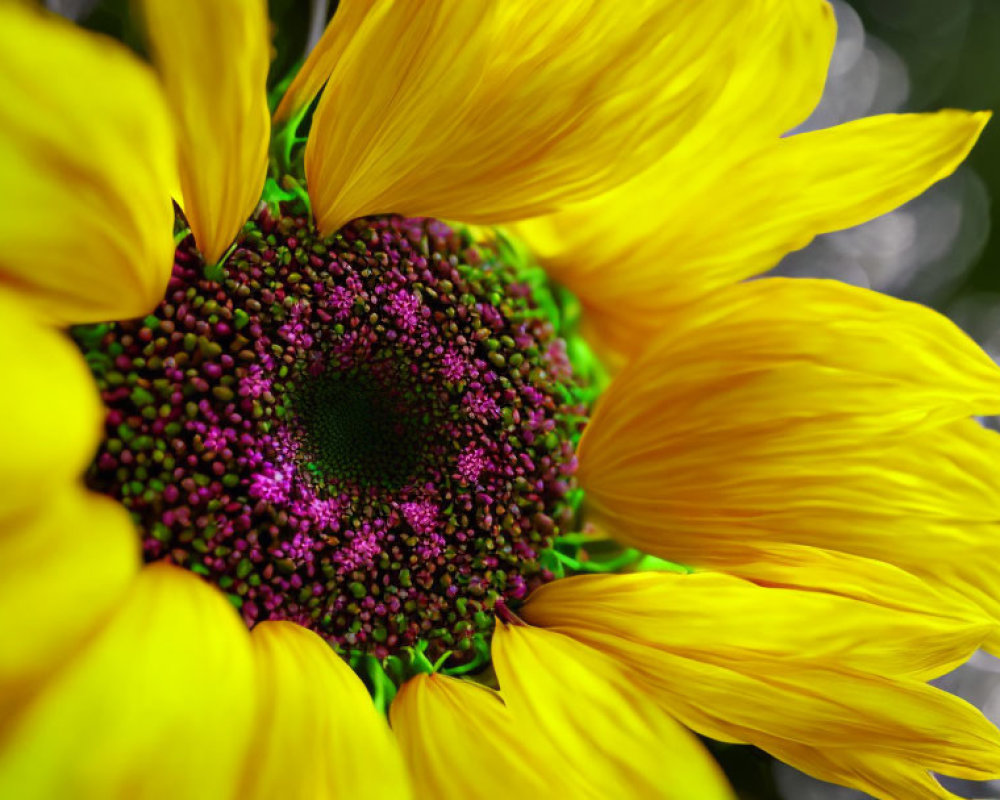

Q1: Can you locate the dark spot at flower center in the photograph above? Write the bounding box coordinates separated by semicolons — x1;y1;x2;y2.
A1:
73;210;584;664
292;365;432;489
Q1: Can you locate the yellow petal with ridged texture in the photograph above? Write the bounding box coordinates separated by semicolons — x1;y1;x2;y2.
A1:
689;420;1000;654
713;544;997;675
0;489;137;722
142;0;270;266
242;621;410;800
524;572;991;685
519;110;988;365
492;624;734;800
772;748;966;800
0;4;176;325
772;746;977;800
579;279;1000;641
521;573;1000;800
272;0;376;126
692;0;834;142
580;279;1000;563
0;291;101;519
518;0;833;277
0;563;255;799
306;0;759;235
390;673;550;799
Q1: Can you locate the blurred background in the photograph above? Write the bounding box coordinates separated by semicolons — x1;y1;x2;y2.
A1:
47;0;1000;797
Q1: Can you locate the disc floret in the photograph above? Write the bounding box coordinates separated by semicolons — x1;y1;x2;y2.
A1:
77;209;583;662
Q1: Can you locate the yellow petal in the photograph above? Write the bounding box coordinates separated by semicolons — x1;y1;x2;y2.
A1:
519;110;988;365
142;0;270;265
0;290;102;519
390;673;550;799
692;0;834;142
524;571;991;684
579;278;1000;568
518;0;834;274
698;420;1000;654
713;543;997;675
775;746;977;800
0;563;256;799
0;4;176;325
272;0;376;126
0;489;138;721
306;0;760;234
521;572;1000;800
578;277;1000;644
492;623;734;800
242;621;410;800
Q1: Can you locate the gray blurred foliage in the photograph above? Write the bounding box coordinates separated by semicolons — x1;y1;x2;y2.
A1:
45;0;98;21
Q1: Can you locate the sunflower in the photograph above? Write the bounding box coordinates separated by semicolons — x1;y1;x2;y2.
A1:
3;1;1000;798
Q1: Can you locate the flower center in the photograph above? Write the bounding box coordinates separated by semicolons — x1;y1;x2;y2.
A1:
74;210;584;664
291;364;431;489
